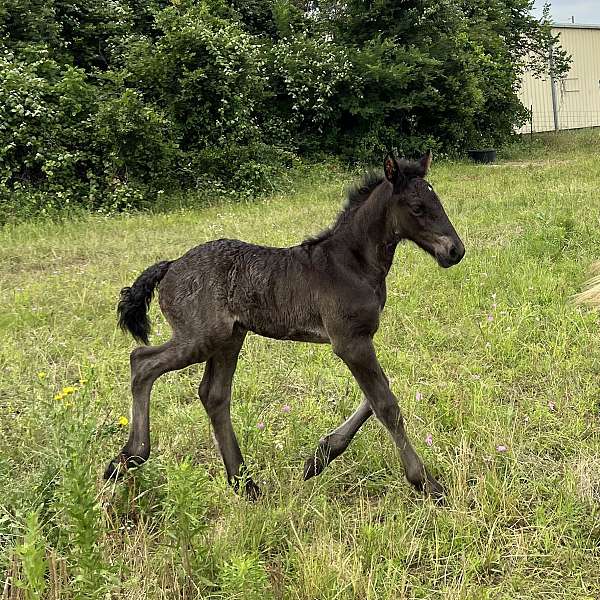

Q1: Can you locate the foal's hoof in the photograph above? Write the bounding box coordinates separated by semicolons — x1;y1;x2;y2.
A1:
103;453;146;481
415;475;446;503
303;454;326;480
407;468;446;502
303;442;338;480
244;479;262;501
426;478;446;503
232;474;261;501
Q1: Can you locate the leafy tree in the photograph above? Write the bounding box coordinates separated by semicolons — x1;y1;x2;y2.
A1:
315;0;570;153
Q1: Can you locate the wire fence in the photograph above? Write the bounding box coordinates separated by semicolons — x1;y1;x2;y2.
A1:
517;109;600;134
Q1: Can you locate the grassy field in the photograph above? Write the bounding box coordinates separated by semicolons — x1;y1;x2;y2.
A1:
1;130;600;599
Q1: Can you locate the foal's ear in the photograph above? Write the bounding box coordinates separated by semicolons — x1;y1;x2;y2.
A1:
384;154;399;183
419;150;433;176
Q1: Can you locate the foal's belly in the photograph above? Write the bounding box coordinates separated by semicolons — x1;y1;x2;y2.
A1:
261;328;330;344
243;320;330;344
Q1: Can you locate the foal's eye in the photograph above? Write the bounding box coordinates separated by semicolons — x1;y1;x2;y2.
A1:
411;205;425;217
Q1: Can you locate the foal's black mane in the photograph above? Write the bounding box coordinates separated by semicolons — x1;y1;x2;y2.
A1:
301;158;426;247
301;169;385;246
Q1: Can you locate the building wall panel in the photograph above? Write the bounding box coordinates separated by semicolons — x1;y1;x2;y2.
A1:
517;25;600;133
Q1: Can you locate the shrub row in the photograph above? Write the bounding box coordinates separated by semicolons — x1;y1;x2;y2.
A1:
0;0;568;215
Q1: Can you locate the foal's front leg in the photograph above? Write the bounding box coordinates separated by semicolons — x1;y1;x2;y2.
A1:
332;336;444;498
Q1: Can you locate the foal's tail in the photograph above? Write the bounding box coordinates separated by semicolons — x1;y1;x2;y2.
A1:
117;260;173;345
574;262;600;308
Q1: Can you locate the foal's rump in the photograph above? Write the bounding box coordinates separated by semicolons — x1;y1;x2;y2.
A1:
117;239;237;345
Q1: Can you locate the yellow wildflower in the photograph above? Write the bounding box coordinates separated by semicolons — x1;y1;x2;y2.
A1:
118;416;129;427
37;371;47;379
54;393;64;401
61;386;76;395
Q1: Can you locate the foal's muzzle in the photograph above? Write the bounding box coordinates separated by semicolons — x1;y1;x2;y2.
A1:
436;238;465;268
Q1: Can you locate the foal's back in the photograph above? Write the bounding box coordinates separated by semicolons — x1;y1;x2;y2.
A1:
158;238;329;343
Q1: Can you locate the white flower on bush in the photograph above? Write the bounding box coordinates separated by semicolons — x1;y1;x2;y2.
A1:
271;32;352;125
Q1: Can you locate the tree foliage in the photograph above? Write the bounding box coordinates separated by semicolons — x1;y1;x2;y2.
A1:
0;0;569;212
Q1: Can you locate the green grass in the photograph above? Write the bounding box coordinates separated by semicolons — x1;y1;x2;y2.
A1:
1;129;600;599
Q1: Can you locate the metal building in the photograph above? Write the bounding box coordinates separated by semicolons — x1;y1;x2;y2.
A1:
518;24;600;133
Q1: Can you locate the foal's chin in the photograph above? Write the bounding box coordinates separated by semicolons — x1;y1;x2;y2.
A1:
434;249;464;269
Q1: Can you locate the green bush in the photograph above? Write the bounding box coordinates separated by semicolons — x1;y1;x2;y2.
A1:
94;89;179;186
0;49;96;195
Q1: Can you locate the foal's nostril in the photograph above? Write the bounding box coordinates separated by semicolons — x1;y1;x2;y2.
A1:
449;243;465;263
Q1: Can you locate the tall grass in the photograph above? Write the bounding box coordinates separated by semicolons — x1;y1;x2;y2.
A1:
1;130;600;598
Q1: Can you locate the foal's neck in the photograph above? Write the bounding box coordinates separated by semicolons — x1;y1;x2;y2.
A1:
338;182;400;281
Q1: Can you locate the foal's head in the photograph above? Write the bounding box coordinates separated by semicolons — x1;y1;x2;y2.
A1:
384;151;465;268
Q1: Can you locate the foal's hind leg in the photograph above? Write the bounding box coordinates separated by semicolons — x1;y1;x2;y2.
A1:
104;339;202;479
198;329;260;499
303;398;372;480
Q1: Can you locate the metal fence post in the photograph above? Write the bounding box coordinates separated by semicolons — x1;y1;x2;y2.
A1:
549;45;560;131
